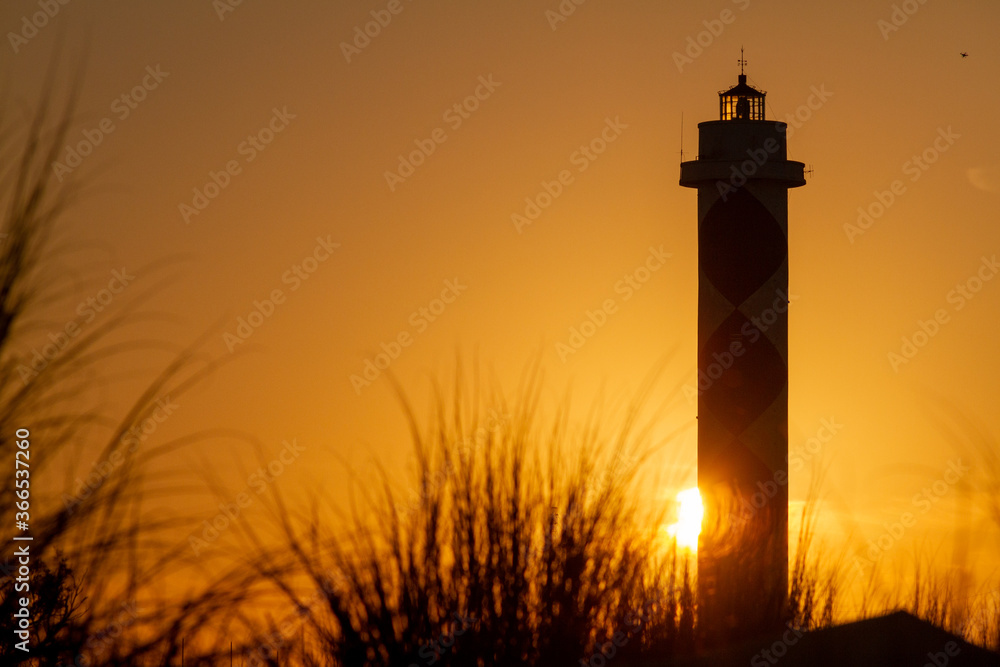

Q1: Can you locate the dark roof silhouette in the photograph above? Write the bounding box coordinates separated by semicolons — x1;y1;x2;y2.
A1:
656;612;1000;667
718;74;765;99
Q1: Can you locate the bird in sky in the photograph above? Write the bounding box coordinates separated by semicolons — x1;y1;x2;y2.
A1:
961;52;969;58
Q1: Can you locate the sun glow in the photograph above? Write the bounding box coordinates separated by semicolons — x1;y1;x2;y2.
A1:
666;487;704;551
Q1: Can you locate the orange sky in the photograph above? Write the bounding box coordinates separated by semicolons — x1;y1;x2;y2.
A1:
4;0;999;615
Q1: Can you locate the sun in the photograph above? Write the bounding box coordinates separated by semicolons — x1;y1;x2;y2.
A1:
665;487;704;551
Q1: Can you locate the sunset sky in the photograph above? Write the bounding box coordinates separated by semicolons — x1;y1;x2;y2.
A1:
4;0;999;614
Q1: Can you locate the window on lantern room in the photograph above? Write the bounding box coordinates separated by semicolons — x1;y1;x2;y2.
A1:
721;97;734;120
721;95;764;121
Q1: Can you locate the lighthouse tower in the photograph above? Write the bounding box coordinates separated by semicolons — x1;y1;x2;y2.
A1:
679;59;805;643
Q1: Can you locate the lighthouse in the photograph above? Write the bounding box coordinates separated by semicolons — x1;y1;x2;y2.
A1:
679;59;805;643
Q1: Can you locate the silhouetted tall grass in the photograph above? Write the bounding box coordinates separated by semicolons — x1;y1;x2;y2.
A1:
0;65;269;665
235;363;1000;666
787;464;840;632
252;366;699;666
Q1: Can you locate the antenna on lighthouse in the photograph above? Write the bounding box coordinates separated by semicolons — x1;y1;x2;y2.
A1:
738;46;746;75
679;112;685;163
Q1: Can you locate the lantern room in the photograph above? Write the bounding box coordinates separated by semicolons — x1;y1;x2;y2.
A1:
719;73;766;121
